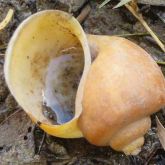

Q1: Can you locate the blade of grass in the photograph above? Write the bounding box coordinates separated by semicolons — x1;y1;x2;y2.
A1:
0;9;14;31
114;0;132;8
99;0;112;8
156;61;165;66
114;32;149;37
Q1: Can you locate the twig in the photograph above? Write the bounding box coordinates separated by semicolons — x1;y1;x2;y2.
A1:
0;108;22;127
37;132;46;154
77;4;91;24
125;1;165;53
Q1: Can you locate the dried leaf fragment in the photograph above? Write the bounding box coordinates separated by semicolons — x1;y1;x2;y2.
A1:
156;116;165;150
0;9;14;31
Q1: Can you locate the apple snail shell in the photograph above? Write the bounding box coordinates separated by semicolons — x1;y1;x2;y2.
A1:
4;10;165;155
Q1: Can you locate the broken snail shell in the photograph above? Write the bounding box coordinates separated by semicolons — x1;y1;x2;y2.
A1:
78;35;165;155
4;10;91;138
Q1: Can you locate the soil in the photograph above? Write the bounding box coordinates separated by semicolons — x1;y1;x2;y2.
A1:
0;0;165;164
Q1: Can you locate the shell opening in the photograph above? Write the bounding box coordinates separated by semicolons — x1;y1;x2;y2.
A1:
42;46;84;124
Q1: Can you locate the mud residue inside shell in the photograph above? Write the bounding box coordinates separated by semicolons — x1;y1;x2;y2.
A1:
42;45;84;124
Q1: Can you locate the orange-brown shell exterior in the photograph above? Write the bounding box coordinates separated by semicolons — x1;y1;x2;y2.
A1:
78;35;165;155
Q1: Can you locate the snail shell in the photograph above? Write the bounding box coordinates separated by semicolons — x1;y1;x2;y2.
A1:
5;10;165;155
4;10;91;138
78;35;165;155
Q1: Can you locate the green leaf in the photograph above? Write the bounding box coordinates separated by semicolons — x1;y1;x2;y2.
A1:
99;0;113;8
114;0;132;8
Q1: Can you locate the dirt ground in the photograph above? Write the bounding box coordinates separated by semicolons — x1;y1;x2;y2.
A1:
0;0;165;164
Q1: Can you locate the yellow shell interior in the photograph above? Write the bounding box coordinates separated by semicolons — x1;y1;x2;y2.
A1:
5;10;91;138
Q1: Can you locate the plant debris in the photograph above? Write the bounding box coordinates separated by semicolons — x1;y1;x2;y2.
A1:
99;0;165;53
0;9;14;31
77;4;91;23
0;110;39;163
125;1;165;53
114;0;132;8
99;0;113;8
99;0;132;8
156;116;165;150
138;0;165;6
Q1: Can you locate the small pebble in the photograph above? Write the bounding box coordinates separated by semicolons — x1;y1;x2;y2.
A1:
48;142;68;156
